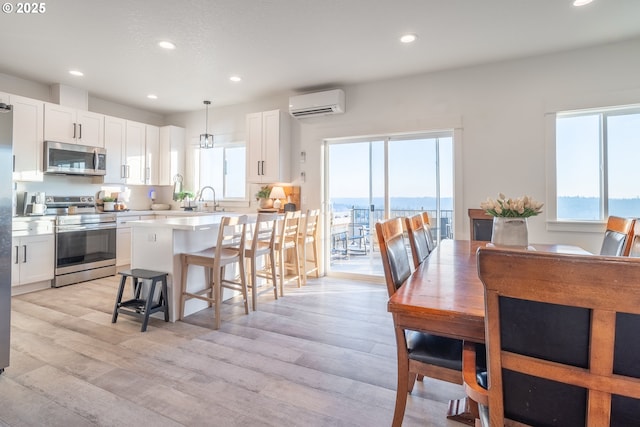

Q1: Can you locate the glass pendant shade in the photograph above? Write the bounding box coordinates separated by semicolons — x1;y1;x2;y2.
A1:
200;100;214;149
199;133;214;149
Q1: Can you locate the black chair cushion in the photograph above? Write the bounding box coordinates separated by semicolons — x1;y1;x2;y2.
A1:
600;230;627;256
406;331;463;371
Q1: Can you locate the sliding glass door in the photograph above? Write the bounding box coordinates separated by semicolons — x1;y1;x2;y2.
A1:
325;132;453;278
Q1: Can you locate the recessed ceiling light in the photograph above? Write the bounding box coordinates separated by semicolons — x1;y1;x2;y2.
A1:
158;41;176;50
400;33;417;43
229;75;242;82
69;70;84;77
147;94;158;100
573;0;594;6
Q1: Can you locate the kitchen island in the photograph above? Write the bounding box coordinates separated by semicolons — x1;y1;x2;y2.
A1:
129;213;244;322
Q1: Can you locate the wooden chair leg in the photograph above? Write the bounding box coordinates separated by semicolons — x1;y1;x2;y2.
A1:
312;240;319;278
239;258;249;315
179;255;188;320
278;249;286;297
293;246;302;288
393;355;410;427
269;250;278;300
249;257;257;311
214;269;222;330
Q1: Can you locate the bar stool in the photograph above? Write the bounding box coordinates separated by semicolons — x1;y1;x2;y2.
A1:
274;210;302;296
244;212;278;311
298;209;320;284
111;268;169;332
180;215;248;330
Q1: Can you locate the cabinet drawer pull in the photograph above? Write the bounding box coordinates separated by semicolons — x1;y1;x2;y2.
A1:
79;123;82;139
73;123;77;139
22;245;27;263
14;246;18;264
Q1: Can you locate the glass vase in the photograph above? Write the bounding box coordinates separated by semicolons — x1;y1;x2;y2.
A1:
491;217;528;249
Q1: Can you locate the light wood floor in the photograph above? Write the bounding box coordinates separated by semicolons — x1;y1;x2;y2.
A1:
1;275;465;426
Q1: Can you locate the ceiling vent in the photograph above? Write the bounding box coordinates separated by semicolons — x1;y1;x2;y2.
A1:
289;89;345;118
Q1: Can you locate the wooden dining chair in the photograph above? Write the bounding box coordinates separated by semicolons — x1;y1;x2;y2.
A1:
468;208;494;242
376;217;464;427
628;220;640;258
179;215;248;329
404;214;432;269
244;212;278;311
600;216;635;256
298;209;320;284
419;211;436;252
464;248;640;427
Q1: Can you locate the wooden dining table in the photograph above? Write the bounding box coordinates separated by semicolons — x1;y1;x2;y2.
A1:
387;239;591;424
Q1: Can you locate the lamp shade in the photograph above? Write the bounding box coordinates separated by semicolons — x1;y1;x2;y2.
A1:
270;186;286;209
269;186;286;200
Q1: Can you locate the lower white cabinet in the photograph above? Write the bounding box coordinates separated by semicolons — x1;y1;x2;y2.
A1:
11;234;55;287
116;215;139;267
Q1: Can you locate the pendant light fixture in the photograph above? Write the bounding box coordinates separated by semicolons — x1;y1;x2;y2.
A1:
199;100;214;149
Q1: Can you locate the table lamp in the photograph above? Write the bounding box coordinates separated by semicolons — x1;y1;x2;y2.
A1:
270;186;286;210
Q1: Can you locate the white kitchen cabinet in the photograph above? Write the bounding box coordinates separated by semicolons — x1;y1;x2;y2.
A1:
145;124;160;185
246;109;290;183
11;94;44;182
159;125;185;185
116;215;139;267
11;234;55;287
103;115;126;184
0;92;9;104
44;103;104;147
125;120;146;185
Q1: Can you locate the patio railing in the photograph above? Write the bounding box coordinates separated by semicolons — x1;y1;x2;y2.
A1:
330;207;454;257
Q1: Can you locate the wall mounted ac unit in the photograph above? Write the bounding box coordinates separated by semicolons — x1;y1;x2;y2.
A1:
289;89;345;118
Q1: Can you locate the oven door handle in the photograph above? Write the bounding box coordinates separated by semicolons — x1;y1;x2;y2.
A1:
56;222;117;233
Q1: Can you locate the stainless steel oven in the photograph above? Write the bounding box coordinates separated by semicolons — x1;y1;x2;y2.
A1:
51;196;117;287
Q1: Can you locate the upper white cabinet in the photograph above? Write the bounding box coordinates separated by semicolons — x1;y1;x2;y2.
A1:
159;125;185;186
0;92;9;104
246;109;290;183
103;115;127;184
124;120;146;185
145;124;160;185
44;103;104;147
11;94;44;182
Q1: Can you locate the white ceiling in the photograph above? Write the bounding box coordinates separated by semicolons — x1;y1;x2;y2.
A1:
2;0;639;115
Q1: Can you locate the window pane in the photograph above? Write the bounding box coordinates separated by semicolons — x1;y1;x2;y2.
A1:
608;113;640;216
224;146;246;198
556;114;601;220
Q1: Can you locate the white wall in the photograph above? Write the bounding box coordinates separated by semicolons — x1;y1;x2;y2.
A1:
291;37;640;253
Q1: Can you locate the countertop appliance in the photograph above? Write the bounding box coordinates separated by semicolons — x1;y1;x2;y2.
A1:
44;140;106;176
51;195;117;287
0;103;12;373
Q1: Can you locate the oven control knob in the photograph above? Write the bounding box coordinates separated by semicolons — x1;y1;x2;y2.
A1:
87;196;94;203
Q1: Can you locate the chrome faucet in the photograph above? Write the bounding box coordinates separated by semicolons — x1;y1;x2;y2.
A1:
197;186;218;211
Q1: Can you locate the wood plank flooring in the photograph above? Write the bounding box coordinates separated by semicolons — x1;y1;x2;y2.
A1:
1;275;465;426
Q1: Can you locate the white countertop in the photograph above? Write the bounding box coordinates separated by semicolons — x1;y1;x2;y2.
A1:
129;213;234;231
116;209;219;217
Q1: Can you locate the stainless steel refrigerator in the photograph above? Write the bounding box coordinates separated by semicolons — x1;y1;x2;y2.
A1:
0;102;12;373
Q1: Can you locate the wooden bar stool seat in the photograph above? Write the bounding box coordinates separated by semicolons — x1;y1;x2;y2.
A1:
111;268;169;332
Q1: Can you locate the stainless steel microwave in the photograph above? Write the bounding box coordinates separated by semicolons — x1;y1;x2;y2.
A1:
44;140;106;176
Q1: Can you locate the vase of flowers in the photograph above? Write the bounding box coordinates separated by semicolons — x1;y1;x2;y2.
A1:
480;193;543;248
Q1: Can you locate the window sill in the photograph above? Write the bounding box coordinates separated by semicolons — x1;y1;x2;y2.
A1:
546;220;606;234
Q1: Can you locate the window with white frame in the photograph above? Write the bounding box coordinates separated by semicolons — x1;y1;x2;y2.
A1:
198;144;246;199
555;105;640;221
